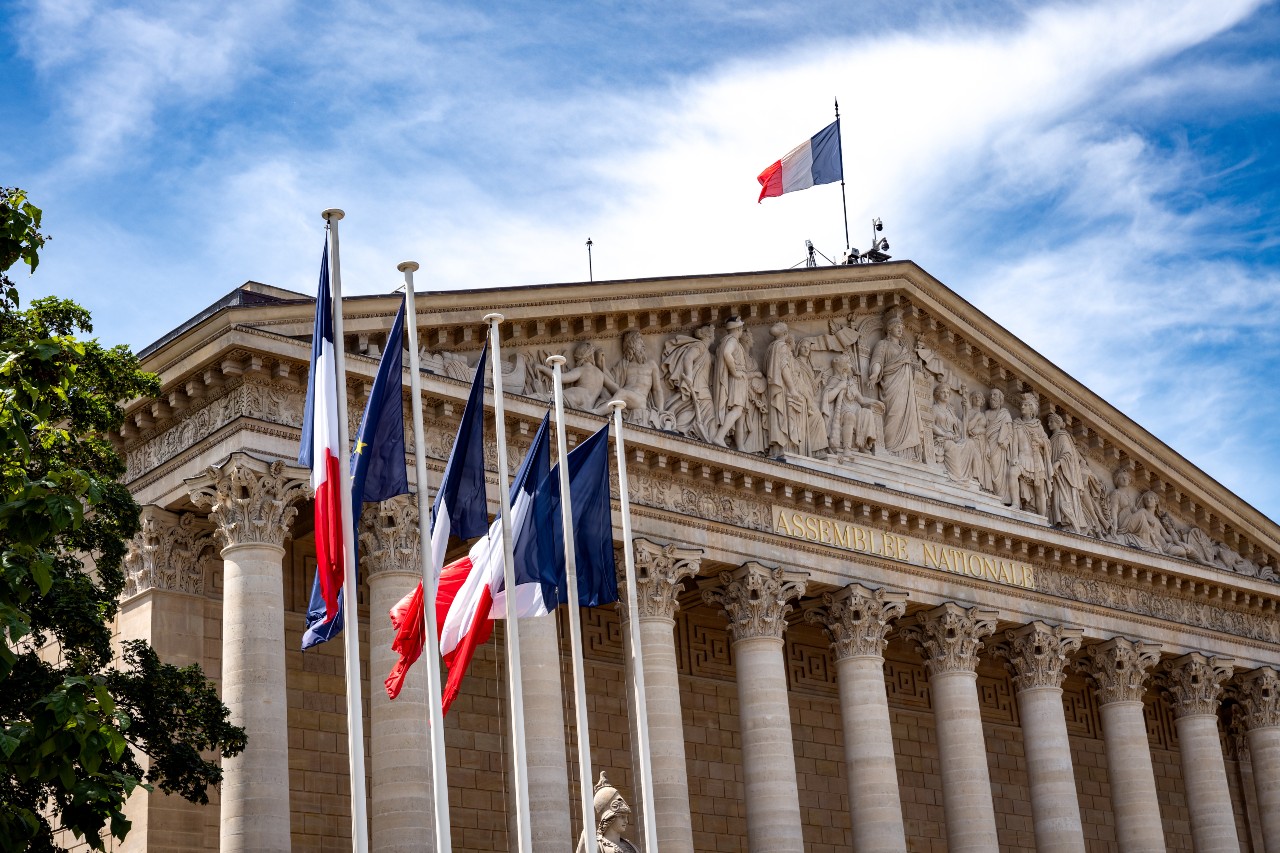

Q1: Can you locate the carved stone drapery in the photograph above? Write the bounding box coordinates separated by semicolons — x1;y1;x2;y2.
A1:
998;622;1083;692
804;583;907;660
619;538;703;622
900;603;998;675
359;495;421;577
702;562;807;643
1237;668;1280;731
122;507;216;598
186;454;310;550
1079;638;1163;704
1164;653;1235;718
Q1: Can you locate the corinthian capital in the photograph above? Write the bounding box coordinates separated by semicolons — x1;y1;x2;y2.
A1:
1080;638;1163;704
997;622;1083;692
122;506;215;598
618;538;703;622
804;583;907;661
1163;652;1235;719
359;496;421;578
900;603;999;675
1236;668;1280;731
186;453;310;550
702;561;807;643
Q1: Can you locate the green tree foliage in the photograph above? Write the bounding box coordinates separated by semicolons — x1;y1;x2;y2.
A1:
0;189;246;852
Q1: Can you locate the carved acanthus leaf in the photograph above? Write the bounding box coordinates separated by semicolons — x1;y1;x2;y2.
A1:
122;507;216;598
899;603;998;675
617;538;703;622
996;622;1083;691
1080;638;1163;704
1236;668;1280;732
186;453;310;549
804;583;907;660
702;561;807;643
359;495;422;577
1163;653;1235;719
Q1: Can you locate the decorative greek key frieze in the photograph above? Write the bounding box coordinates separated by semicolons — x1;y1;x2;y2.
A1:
1163;652;1235;719
702;561;807;643
618;538;702;622
1236;668;1280;731
185;453;310;549
997;621;1083;692
359;495;421;577
899;603;998;675
122;507;216;598
804;583;907;660
1079;638;1162;705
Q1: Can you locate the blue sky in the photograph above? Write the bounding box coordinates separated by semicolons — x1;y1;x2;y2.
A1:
4;0;1280;522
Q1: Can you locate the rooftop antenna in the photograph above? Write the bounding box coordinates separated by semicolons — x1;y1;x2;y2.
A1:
586;237;593;282
805;240;817;268
843;218;892;264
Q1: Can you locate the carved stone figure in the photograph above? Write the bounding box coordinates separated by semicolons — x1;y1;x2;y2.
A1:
1157;509;1220;567
661;325;716;440
1117;491;1192;558
1047;413;1095;535
821;354;883;458
598;331;665;426
985;388;1016;505
789;337;829;457
929;384;973;484
711;317;749;448
538;341;607;411
766;323;801;456
1106;463;1143;538
1011;393;1051;516
963;390;993;490
736;326;770;454
575;772;641;853
867;308;925;462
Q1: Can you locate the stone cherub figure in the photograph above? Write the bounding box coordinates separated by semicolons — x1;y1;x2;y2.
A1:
575;772;641;853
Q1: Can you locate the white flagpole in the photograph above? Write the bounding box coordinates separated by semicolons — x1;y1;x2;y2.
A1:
397;261;452;852
322;208;370;853
606;400;658;852
483;313;533;853
546;356;597;850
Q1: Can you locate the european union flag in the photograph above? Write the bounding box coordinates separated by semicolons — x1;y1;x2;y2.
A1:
303;296;410;649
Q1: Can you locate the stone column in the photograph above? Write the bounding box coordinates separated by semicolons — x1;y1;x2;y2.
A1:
188;454;309;853
999;622;1086;853
618;538;702;853
520;610;571;852
805;584;908;853
703;561;808;853
360;497;435;852
1238;668;1280;853
1164;653;1238;853
901;603;1000;852
1080;638;1165;853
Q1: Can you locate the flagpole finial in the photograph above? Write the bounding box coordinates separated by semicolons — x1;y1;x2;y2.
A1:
396;261;419;273
606;399;627;414
483;312;504;324
322;208;345;222
546;355;566;368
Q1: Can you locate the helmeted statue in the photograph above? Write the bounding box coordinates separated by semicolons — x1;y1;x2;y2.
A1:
575;772;642;853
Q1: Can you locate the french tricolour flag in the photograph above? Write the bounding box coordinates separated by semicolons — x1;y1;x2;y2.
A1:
298;244;345;626
757;119;843;203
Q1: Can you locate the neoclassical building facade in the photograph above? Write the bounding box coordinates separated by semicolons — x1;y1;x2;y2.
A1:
113;262;1280;852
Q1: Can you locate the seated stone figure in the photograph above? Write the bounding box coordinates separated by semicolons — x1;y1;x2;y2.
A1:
575;772;641;853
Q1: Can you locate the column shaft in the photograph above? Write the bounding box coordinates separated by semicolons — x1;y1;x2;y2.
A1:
519;612;572;851
220;542;292;853
638;616;695;853
836;655;907;852
1247;726;1280;853
734;636;805;853
368;570;434;852
1017;686;1085;852
931;670;1000;851
1098;701;1165;852
1176;714;1239;853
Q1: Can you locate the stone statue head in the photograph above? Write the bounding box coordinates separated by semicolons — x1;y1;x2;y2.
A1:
770;321;788;339
1019;392;1038;417
724;315;744;333
832;354;852;376
988;388;1005;409
1140;490;1160;510
1047;412;1065;432
695;324;715;344
969;390;986;409
1114;462;1134;488
884;306;906;337
797;338;814;357
573;341;597;365
622;330;647;362
933;384;951;404
592;772;632;837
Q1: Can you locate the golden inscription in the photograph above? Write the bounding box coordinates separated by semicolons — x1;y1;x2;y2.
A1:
772;507;1035;590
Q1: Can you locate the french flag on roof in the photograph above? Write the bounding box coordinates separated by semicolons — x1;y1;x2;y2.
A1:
757;119;843;203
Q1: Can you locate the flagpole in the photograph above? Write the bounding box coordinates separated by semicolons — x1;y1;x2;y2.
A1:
605;400;658;852
483;313;533;853
546;356;598;850
322;208;370;853
398;262;453;852
836;97;850;252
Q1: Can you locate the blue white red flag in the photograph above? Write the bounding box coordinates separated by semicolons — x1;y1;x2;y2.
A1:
757;119;843;202
546;422;618;609
302;297;410;650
